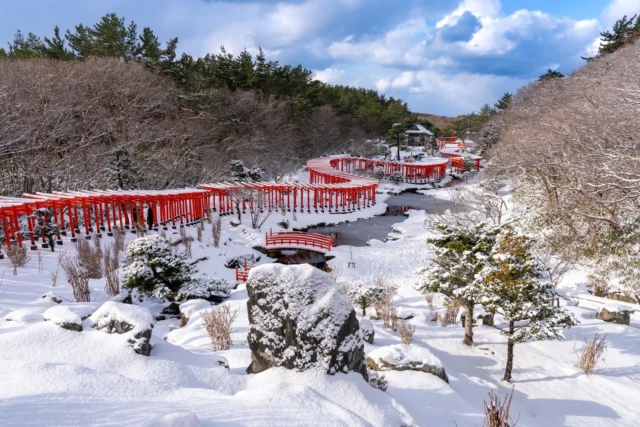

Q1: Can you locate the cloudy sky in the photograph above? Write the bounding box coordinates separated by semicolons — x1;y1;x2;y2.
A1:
1;0;637;115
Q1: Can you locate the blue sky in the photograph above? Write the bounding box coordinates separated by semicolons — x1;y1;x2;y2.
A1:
1;0;637;115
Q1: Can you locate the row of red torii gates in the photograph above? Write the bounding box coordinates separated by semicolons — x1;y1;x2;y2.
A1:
0;154;480;250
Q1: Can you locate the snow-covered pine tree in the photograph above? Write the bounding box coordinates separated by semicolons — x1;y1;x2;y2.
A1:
417;222;497;346
123;235;195;298
30;208;60;251
389;171;403;184
106;147;136;189
462;155;475;171
229;160;248;181
481;225;576;382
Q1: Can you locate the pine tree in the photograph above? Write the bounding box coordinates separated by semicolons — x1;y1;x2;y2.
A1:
42;26;73;60
8;30;43;58
0;48;6;58
481;226;576;382
494;93;512;112
387;123;405;161
599;14;638;55
30;208;60;252
539;69;564;81
137;27;162;65
417;222;497;346
236;49;255;89
65;24;94;58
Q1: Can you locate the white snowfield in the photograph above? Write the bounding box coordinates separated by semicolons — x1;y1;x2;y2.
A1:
1;179;640;426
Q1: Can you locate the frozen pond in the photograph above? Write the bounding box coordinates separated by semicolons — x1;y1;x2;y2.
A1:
308;192;453;247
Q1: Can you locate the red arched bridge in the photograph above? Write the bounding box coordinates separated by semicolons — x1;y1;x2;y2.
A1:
0;153;479;250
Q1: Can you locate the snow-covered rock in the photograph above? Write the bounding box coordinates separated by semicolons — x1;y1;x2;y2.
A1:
89;302;155;356
44;305;82;332
360;318;375;344
39;292;62;304
367;344;448;383
4;308;45;324
139;411;202;427
246;264;366;376
179;299;211;326
596;306;634;325
224;253;259;269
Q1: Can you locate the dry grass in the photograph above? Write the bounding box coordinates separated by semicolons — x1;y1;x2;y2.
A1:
328;264;343;283
587;273;610;298
6;245;30;275
178;227;192;258
211;212;222;248
481;386;519;427
398;320;416;344
50;252;64;287
575;333;608;374
437;298;460;326
196;221;203;242
36;249;44;273
374;280;398;331
103;245;120;297
113;225;125;253
201;304;239;351
75;237;103;279
60;253;91;302
425;292;435;311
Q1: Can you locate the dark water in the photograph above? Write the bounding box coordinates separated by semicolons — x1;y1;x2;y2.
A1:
308;192;453;247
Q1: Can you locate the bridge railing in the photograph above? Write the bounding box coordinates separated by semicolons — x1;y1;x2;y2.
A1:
265;229;333;252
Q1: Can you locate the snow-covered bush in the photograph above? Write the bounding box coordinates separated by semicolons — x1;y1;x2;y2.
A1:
123;235;194;298
229;160;263;182
348;283;385;316
6;245;30;275
389;171;403;184
373;167;385;181
201;304;239;351
177;278;233;303
245;264;366;376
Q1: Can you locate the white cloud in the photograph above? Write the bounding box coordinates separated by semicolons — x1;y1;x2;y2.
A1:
391;71;415;88
376;78;391;92
436;0;501;28
603;0;639;26
313;68;346;84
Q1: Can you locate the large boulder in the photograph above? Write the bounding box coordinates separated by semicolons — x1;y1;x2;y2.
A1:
360;318;375;344
246;264;366;376
367;344;448;383
224;254;259;269
44;305;83;332
89;302;155;356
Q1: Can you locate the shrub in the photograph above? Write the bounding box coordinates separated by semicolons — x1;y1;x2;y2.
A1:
398;320;416;344
75;237;103;279
202;303;239;351
277;220;290;229
6;245;30;275
389;171;403;184
103;245;120;297
482;386;519;427
348;282;385;316
587;272;610;297
60;254;91;302
30;208;59;252
178;227;192;259
123;235;194;298
177;277;233;302
575;333;608;374
437;298;460;326
374;281;398;330
211;213;222;248
367;370;388;392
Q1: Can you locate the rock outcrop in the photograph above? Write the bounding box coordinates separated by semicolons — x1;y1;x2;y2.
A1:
246;264;366;376
89;301;155;356
596;307;633;325
44;305;83;331
367;343;448;383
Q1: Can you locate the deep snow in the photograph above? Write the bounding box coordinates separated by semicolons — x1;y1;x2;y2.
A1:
1;174;640;426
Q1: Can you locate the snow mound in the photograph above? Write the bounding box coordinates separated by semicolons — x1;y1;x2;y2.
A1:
138;411;201;427
4;308;45;324
367;344;448;382
39;292;62;304
179;299;211;324
44;306;82;327
89;301;155;334
246;264;366;375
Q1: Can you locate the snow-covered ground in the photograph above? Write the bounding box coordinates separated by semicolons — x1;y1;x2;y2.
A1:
1;179;640;426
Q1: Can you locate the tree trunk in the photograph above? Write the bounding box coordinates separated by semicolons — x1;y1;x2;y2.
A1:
396;137;401;161
463;300;474;346
503;321;515;382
